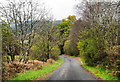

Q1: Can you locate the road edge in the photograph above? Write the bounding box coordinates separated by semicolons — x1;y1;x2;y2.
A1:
64;56;103;80
34;56;65;80
74;58;103;80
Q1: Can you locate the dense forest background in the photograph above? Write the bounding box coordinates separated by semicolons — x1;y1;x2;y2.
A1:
1;0;120;80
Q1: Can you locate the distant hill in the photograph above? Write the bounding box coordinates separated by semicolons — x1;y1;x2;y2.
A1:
10;21;32;30
55;20;62;24
10;20;62;30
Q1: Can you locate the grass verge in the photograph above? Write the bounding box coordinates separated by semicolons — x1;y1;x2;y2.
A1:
12;57;64;80
62;55;119;80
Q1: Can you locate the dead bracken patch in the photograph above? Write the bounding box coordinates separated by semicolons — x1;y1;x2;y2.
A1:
2;58;56;80
47;58;55;64
2;60;46;80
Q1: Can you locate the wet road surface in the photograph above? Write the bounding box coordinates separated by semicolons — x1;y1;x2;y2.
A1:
46;56;96;80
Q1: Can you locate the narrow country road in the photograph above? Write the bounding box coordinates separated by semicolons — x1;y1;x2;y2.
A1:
46;56;96;80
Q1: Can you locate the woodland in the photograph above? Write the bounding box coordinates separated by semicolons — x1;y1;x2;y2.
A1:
1;0;120;80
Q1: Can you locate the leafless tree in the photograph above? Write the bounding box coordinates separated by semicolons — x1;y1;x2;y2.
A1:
0;0;48;63
76;0;120;48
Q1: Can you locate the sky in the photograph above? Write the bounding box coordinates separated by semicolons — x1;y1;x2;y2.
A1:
0;0;81;20
41;0;81;20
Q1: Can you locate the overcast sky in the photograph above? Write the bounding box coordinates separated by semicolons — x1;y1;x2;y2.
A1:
0;0;81;20
41;0;81;20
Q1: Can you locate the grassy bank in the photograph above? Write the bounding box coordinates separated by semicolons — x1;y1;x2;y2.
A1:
12;57;64;80
62;55;119;80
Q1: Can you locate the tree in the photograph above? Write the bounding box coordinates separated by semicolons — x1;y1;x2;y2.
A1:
58;15;76;55
69;19;91;56
2;20;20;62
31;20;61;61
0;0;48;63
75;0;120;77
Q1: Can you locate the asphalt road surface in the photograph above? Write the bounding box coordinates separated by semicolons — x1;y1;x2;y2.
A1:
46;56;96;80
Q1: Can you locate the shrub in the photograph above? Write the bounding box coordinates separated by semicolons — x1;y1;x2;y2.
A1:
63;40;71;55
30;45;43;60
64;40;79;56
50;46;60;60
31;43;60;61
104;45;120;77
77;37;106;66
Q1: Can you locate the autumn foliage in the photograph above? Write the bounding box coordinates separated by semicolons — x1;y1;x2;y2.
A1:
64;0;120;78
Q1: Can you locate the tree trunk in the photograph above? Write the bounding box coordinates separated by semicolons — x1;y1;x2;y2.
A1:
11;55;15;62
7;56;10;63
47;43;50;59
